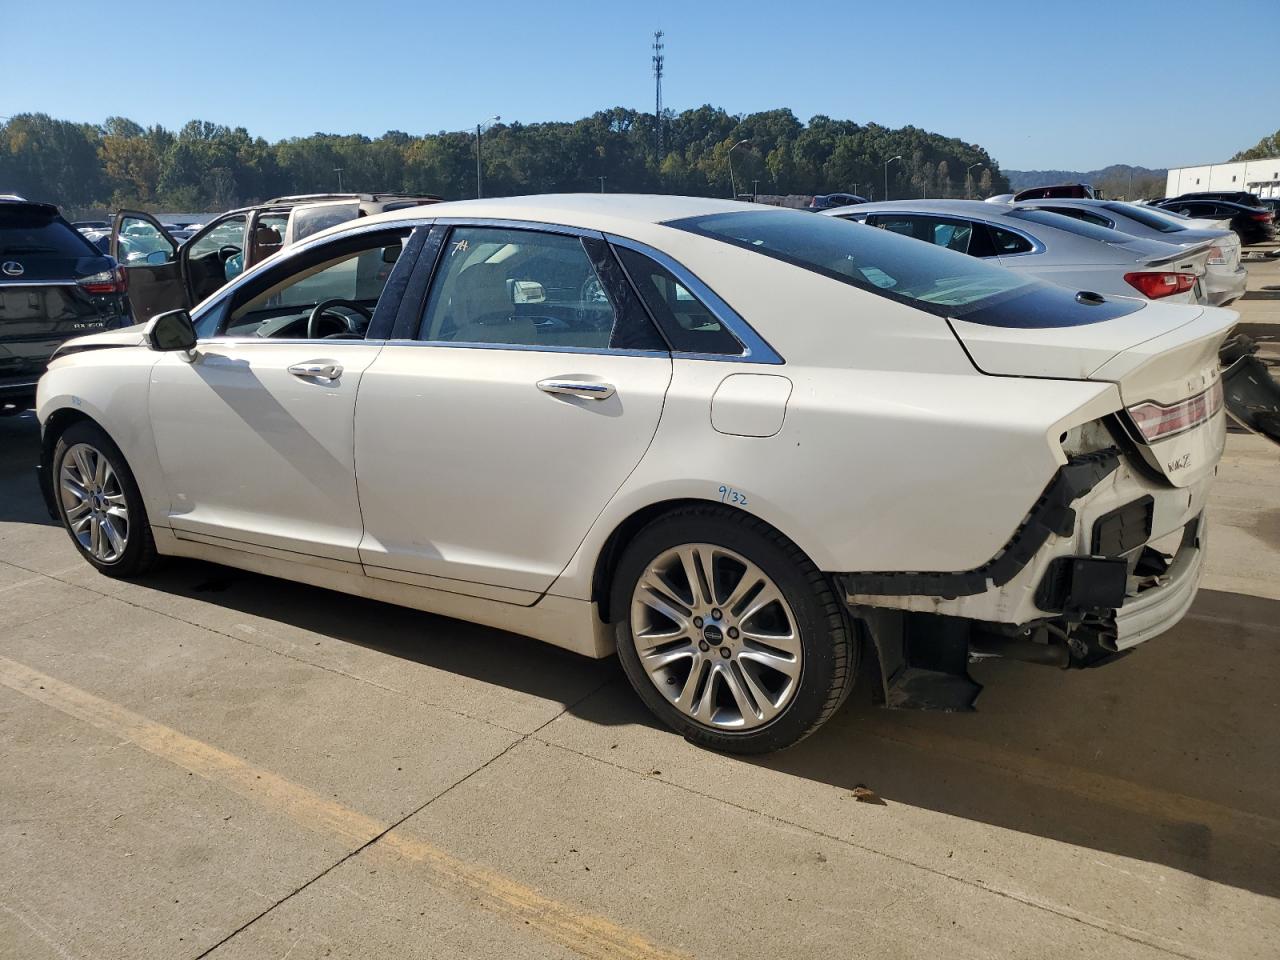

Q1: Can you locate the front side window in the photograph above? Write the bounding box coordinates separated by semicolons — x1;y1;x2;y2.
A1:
220;229;409;339
116;214;177;264
418;226;663;351
1005;208;1129;243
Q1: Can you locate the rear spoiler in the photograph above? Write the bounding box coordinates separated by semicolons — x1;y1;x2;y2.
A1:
1140;239;1215;271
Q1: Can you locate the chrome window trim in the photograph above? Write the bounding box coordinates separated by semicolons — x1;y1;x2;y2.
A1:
191;218;428;340
0;279;79;288
382;340;669;359
605;234;783;365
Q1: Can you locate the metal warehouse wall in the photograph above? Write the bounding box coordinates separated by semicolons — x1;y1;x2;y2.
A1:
1166;158;1280;198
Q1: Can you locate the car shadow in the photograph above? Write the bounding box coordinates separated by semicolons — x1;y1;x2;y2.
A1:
2;413;1276;900
0;410;55;525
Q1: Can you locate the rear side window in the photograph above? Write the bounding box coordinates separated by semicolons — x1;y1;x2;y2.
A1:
990;226;1033;254
0;207;97;257
614;246;743;355
1006;208;1129;243
1038;206;1114;228
1102;203;1183;233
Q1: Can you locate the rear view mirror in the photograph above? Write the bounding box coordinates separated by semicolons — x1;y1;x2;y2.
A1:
146;310;197;354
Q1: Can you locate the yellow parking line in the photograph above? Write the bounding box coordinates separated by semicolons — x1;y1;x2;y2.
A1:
0;655;686;960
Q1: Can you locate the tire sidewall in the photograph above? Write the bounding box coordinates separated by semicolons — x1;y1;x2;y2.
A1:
612;508;843;753
52;421;151;576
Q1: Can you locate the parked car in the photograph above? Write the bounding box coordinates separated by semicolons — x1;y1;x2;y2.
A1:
808;193;867;211
1011;198;1247;306
1154;198;1276;245
824;199;1214;304
1011;183;1095;201
111;192;443;322
1168;190;1264;207
0;199;131;414
36;195;1270;752
72;220;110;231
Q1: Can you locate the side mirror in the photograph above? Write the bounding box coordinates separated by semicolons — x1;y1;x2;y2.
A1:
145;249;170;266
146;310;197;354
381;244;402;263
512;280;546;304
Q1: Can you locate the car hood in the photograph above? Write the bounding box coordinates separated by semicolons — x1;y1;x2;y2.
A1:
49;321;149;361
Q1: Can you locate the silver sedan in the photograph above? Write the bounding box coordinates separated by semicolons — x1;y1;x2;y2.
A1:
1010;198;1246;307
825;199;1214;305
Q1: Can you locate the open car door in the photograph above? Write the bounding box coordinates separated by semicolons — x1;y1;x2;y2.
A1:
110;210;186;323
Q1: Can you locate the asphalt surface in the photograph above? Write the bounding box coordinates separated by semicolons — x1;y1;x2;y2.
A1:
2;295;1278;959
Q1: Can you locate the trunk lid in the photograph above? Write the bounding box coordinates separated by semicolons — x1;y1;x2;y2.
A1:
950;301;1243;485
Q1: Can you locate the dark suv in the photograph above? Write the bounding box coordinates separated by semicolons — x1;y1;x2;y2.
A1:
111;193;441;323
1;200;131;414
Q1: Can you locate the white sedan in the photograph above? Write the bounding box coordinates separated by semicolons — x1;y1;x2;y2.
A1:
36;196;1240;753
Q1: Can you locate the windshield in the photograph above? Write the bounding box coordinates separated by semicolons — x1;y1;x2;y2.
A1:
1103;203;1185;233
667;209;1036;316
1005;208;1133;244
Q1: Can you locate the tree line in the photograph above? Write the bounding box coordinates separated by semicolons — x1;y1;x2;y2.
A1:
0;108;1009;215
1232;128;1279;162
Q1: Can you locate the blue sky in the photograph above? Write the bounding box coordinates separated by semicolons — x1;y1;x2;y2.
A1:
5;0;1272;171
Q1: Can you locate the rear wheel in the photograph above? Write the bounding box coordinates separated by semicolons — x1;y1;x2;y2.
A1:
612;506;856;754
52;421;157;578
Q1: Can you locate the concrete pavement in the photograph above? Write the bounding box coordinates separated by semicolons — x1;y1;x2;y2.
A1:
1;310;1278;958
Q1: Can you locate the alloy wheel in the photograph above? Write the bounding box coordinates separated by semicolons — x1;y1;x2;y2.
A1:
629;543;802;730
59;442;129;563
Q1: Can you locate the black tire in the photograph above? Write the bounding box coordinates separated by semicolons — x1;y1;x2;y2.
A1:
52;420;158;578
611;504;856;754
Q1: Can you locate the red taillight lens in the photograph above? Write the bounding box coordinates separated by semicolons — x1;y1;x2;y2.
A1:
1250;211;1272;222
1123;271;1196;299
77;265;127;295
1127;380;1223;442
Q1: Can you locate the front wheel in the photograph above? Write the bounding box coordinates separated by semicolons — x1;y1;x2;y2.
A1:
52;420;157;578
612;506;856;754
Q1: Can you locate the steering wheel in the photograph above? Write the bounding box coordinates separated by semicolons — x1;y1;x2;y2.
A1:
307;298;373;340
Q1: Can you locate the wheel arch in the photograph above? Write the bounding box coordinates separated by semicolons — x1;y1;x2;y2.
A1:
37;407;101;519
589;497;824;625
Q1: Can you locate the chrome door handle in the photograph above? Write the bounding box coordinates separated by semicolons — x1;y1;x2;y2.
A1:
537;378;615;400
288;362;343;382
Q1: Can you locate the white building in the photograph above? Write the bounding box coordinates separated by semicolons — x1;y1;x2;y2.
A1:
1166;157;1280;199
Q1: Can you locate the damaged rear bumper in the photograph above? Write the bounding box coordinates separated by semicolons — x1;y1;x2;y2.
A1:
832;445;1213;711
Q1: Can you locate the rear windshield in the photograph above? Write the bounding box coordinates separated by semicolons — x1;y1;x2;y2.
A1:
1005;208;1130;244
667;209;1141;328
0;207;97;258
1103;203;1184;233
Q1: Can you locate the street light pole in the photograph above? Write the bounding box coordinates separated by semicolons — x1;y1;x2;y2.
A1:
728;139;749;199
966;162;983;199
334;168;344;192
884;155;902;201
475;115;500;199
598;176;606;193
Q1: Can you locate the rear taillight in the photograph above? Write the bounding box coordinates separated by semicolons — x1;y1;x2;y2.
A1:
1207;245;1227;265
1123;271;1196;299
77;265;127;295
1250;211;1272;222
1127;380;1223;442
